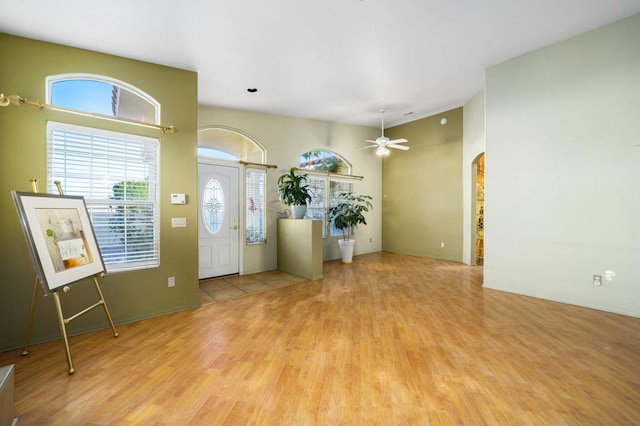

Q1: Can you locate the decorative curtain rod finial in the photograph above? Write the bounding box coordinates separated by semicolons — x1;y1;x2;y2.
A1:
0;94;25;106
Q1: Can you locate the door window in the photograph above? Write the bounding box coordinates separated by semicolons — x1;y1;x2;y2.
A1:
202;178;225;234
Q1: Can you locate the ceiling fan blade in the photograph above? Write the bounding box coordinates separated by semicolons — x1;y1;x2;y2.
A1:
356;145;379;150
365;140;379;144
388;138;408;144
388;144;410;150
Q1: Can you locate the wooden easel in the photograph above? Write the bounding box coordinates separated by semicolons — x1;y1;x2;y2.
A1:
21;178;119;375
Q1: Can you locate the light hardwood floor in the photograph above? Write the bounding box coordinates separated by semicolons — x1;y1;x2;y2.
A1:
1;252;639;424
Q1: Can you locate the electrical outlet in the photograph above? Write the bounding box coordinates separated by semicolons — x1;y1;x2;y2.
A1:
593;275;602;286
440;242;445;248
168;276;175;287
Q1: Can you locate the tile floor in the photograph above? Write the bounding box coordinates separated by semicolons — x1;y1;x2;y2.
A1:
199;270;309;304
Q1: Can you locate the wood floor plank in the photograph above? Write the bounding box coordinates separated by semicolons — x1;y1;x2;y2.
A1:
1;252;639;424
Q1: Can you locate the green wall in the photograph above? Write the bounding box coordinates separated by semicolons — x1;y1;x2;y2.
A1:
0;34;200;351
382;108;463;261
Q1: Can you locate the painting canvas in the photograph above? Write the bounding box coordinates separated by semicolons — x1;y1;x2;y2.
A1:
12;191;105;294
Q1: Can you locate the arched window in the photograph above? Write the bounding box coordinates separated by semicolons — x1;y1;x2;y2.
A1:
298;150;355;237
46;75;161;272
47;74;160;124
299;150;351;174
198;127;265;163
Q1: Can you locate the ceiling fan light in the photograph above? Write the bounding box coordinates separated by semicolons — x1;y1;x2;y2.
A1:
376;146;390;156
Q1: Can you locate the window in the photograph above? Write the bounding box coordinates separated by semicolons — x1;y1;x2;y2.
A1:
328;180;354;236
198;127;265;163
304;176;353;237
300;149;355;236
306;176;327;236
299;150;354;237
299;150;350;174
47;122;159;272
245;168;266;244
202;179;225;234
48;75;159;124
197;147;237;161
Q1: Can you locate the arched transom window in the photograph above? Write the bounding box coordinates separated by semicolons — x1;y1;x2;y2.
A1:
299;150;351;174
198;127;265;163
47;74;160;123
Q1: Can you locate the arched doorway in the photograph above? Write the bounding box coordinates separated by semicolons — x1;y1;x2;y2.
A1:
197;127;266;278
471;153;485;266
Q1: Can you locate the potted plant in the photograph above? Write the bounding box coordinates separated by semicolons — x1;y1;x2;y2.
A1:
277;167;313;219
327;193;373;263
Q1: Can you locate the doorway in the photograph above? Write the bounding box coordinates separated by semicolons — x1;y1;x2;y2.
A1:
197;162;240;278
473;154;485;266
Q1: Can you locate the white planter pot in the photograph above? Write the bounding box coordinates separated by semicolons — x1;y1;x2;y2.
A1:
338;239;355;263
291;205;307;219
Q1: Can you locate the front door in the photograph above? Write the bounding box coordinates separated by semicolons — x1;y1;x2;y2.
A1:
198;163;240;278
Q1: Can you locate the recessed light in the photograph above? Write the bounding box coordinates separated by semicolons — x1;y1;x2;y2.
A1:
247;88;258;93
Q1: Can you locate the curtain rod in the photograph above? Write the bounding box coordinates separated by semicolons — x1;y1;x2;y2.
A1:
294;167;363;181
0;93;177;134
239;160;278;169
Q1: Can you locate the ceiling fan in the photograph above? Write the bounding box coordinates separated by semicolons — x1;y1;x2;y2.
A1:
360;109;409;156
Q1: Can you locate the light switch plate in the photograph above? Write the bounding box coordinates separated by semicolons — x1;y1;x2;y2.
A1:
171;217;187;228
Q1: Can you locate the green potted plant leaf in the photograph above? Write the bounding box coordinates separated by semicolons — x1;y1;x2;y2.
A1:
327;193;373;263
277;167;313;219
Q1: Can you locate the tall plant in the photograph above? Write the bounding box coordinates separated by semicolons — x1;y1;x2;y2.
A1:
328;193;373;241
277;167;313;206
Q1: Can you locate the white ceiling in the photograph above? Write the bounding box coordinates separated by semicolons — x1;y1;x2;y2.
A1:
2;0;640;128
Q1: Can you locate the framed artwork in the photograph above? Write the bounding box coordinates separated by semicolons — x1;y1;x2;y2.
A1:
12;191;105;294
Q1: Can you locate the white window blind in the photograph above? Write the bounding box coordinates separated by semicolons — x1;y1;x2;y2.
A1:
328;180;353;236
47;121;160;272
245;168;266;244
306;177;327;237
304;175;353;237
